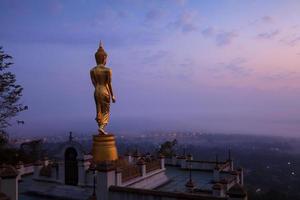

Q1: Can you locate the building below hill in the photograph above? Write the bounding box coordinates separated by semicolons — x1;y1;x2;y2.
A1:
1;135;247;200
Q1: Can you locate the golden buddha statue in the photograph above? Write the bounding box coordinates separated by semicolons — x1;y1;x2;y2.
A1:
90;42;116;134
90;41;118;163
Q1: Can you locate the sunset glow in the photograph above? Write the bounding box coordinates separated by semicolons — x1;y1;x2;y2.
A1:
1;0;300;136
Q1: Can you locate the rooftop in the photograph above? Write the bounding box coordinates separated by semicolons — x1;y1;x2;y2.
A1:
155;166;234;193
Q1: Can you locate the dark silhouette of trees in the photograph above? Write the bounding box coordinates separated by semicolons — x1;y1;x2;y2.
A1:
0;46;27;146
158;139;178;157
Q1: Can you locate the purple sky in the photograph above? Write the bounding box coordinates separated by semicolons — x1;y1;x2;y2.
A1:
1;0;300;137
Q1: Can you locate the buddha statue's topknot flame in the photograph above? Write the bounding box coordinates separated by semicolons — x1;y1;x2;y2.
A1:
95;41;108;65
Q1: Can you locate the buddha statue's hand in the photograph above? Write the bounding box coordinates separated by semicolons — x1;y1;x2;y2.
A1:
112;96;116;103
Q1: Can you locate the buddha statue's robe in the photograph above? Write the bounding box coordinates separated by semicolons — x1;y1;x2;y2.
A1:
90;64;112;128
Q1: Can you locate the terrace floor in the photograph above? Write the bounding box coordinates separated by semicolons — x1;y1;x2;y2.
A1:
155;166;213;192
18;166;234;199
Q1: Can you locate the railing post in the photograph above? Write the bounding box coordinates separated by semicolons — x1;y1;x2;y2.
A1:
33;160;43;179
180;157;186;169
238;168;244;185
137;158;146;177
213;165;220;182
159;154;165;169
171;154;177;165
16;161;24;180
57;160;65;184
42;156;49;166
124;153;132;164
115;168;122;186
77;159;85;186
213;183;225;197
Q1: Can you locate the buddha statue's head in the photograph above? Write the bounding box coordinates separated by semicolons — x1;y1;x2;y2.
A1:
95;41;108;65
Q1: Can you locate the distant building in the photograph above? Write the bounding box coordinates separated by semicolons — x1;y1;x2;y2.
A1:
5;135;247;200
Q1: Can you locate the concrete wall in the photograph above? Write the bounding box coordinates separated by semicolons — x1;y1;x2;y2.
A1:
166;156;231;172
109;192;174;200
0;178;18;200
125;169;168;189
109;186;228;200
86;170;96;187
188;162;216;170
16;164;34;180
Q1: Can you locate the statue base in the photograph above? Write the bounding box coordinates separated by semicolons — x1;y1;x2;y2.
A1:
92;134;118;163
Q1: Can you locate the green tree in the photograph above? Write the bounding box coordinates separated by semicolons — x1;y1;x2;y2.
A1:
0;46;27;146
158;139;178;157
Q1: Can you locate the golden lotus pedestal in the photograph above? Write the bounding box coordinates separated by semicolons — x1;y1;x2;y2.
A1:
92;134;118;163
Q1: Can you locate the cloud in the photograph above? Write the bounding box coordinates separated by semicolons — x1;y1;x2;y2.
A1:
215;58;251;77
286;36;300;46
138;51;195;81
261;71;299;81
201;27;215;37
215;31;238;46
169;10;199;33
252;15;274;25
141;50;170;65
145;9;164;23
177;58;194;80
201;27;238;46
257;30;279;39
224;58;250;75
280;33;300;47
261;16;273;23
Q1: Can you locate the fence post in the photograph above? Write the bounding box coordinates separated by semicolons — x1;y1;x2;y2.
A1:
137;158;146;177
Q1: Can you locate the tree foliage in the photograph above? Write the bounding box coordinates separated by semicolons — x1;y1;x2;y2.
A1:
0;46;27;146
158;139;178;157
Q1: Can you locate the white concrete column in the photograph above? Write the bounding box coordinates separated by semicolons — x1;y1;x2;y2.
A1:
180;158;186;169
213;166;220;182
137;159;146;177
171;154;177;165
42;157;49;166
230;160;234;171
58;160;65;184
115;168;122;186
1;178;18;200
0;166;18;200
77;160;85;186
16;162;24;180
33;161;43;179
124;154;132;163
187;154;193;160
238;168;244;185
96;162;116;200
159;155;165;169
83;155;93;170
132;156;140;164
212;183;225;197
228;149;234;171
